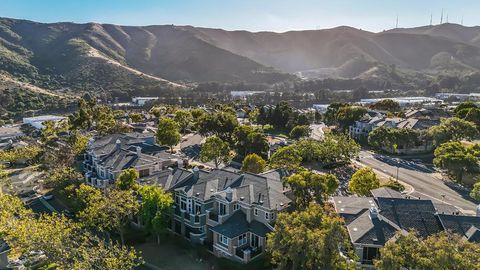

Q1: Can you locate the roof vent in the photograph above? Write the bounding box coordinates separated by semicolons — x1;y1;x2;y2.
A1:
259;200;264;204
195;192;200;196
279;202;284;206
210;188;214;192
369;207;379;219
240;196;245;201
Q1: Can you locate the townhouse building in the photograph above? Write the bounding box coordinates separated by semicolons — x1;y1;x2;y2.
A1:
83;133;178;188
138;166;291;263
332;187;480;267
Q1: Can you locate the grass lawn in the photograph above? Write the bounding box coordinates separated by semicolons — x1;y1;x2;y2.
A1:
135;234;271;270
260;125;289;138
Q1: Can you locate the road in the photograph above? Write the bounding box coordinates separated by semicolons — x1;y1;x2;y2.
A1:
358;150;477;215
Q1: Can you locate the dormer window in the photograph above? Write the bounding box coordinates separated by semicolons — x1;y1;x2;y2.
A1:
265;212;269;220
233;203;239;211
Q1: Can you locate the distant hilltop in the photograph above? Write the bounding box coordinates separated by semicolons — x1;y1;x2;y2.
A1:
2;17;480;95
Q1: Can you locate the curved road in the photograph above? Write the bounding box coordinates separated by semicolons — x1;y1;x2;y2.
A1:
358;150;477;215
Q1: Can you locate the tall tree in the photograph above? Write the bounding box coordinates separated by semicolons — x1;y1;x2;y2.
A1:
428;117;479;146
241;153;267;174
138;185;173;244
266;203;354;270
116;168;139;190
174;110;193;133
289;125;311;140
78;189;139;245
269;145;303;171
0;194;140;269
375;231;480;270
200;136;231;169
348;167;380;196
156;117;181;153
197;111;239;142
369;99;401;112
433;141;479;183
284;171;339;209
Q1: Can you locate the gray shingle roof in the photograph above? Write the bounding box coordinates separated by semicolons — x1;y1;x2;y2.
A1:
347;211;397;245
375;197;443;238
438;214;480;239
210;211;271;238
98;148;162;172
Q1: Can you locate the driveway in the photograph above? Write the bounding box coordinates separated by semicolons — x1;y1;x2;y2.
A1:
358;150;477;215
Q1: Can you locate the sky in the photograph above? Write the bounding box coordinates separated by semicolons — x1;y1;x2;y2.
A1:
1;0;479;33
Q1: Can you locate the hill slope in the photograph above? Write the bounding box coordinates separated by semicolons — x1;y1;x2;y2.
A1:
0;18;291;97
2;18;480;97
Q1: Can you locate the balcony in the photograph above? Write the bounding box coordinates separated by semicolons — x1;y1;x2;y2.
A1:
209;211;219;222
235;246;263;262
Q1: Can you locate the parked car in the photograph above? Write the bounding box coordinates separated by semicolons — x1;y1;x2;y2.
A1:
42;194;53;201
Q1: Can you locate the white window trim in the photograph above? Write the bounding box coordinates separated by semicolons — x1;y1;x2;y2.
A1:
265;212;269;220
254;208;258;216
219;235;229;246
238;233;247;246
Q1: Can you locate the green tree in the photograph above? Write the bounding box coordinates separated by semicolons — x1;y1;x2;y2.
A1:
284;171;339;209
368;126;422;153
336;106;368;130
233;126;269;158
241;153;267;174
116;168;139;190
375;231;480;270
369;99;401;112
44;166;83;190
94;105;117;135
174;110;193;133
67;131;90;156
78;189;139;245
129;112;144;123
197;111;239;142
200;136;231;169
470;180;480;201
269;145;303;171
40;120;58;145
0;194;140;269
289;125;311;140
428;117;479;146
156;117;181;153
266;203;354;270
138;185;173;244
433;141;479;183
348;167;380;196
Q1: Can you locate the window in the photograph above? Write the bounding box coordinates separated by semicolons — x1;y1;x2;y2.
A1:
233;203;239;211
195;204;202;214
265;212;269;220
175;195;179;204
271;212;275;220
180;198;187;211
254;208;258;216
238;233;247;246
219;235;229;246
251;234;259;247
219;203;226;215
139;169;150;177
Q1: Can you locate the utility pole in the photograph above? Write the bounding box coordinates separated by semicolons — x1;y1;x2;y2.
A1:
440;8;443;24
446;14;449;23
396;14;399;28
461;16;464;25
430;13;433;26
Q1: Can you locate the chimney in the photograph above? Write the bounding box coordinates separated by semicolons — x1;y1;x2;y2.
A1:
369;207;379;219
136;146;142;155
225;187;233;202
115;139;121;150
192;166;199;180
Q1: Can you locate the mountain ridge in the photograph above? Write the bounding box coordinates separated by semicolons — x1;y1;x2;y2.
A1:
2;17;480;98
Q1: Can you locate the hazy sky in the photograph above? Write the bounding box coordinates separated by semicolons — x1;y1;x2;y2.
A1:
1;0;478;32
